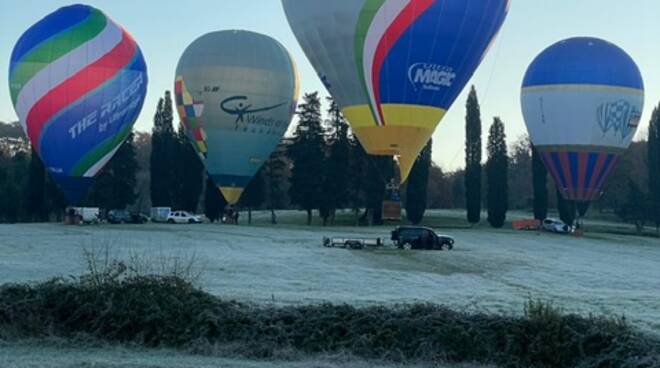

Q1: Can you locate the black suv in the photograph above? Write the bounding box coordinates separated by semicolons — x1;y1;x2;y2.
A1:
107;210;148;224
391;226;454;250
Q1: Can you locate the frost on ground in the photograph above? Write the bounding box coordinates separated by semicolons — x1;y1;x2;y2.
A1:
0;210;658;366
0;340;487;368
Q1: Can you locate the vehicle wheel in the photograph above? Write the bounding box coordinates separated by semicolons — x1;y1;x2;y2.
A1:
402;242;413;251
167;219;174;224
189;219;195;224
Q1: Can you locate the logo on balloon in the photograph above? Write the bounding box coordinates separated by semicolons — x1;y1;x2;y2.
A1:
597;100;641;140
220;96;287;134
408;63;456;92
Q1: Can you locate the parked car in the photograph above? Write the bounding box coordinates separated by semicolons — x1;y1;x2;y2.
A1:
391;226;454;250
167;211;202;224
542;218;572;234
66;207;100;224
107;210;149;224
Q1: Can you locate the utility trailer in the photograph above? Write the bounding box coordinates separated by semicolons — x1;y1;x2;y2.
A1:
323;226;455;251
322;236;384;250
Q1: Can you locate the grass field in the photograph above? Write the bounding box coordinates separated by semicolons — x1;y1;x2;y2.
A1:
0;209;658;367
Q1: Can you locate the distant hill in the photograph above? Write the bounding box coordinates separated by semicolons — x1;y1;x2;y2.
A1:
0;121;25;139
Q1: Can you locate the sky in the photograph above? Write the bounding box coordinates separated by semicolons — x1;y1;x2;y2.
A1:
1;0;659;171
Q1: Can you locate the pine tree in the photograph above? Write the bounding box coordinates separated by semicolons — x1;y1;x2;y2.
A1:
204;176;226;223
150;92;177;207
88;132;139;210
172;126;204;212
406;139;432;224
486;118;508;228
465;86;482;224
347;135;368;224
24;150;46;221
239;168;265;224
648;105;660;235
532;146;548;220
287;92;325;225
319;98;350;226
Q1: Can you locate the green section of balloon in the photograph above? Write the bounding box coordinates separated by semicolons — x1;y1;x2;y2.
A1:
175;30;299;204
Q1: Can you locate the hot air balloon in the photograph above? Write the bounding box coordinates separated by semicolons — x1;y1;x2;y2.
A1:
282;0;510;182
521;37;644;203
175;30;299;205
9;4;148;204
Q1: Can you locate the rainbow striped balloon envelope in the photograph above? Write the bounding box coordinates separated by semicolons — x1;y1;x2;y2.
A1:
521;38;644;202
283;0;510;182
9;4;148;204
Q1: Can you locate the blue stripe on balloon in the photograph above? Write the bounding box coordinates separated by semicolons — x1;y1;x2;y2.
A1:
379;0;508;109
38;52;146;176
522;37;643;90
550;152;568;190
584;152;599;189
9;4;92;74
568;152;579;191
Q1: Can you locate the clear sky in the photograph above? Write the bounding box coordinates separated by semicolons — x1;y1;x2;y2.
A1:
1;0;659;171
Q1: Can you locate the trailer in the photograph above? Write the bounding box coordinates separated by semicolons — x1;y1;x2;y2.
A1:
322;236;384;250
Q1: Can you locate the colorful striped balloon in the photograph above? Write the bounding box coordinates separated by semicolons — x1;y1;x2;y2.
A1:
283;0;510;182
521;38;644;202
9;4;148;204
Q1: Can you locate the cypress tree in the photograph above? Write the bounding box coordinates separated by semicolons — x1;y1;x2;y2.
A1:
150;92;177;207
486;118;508;228
173;126;204;212
465;86;482;224
648;105;660;234
406;140;432;224
287;92;325;225
556;189;576;227
204;176;226;223
532;146;548;220
24;150;47;221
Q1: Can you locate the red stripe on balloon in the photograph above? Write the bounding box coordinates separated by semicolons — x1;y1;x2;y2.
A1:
372;0;434;125
584;153;607;200
576;152;588;200
558;152;575;199
26;30;137;152
542;152;563;194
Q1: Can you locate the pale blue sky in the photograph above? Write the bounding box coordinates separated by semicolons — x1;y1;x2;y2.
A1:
1;0;659;170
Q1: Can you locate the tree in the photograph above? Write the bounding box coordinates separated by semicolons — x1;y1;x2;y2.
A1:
239;168;265;225
556;189;576;227
486;118;508;228
347;134;369;224
150;92;177;207
88;132;139;210
24;150;46;221
364;155;394;225
406;139;432;224
532;146;548;220
172;126;204;212
264;145;288;224
616;180;649;234
287;92;325;225
648;105;660;235
465;86;482;224
319;98;350;225
508;136;533;210
204;176;226;223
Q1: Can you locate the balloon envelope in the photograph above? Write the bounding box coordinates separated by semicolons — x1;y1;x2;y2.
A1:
175;30;299;204
521;37;644;202
282;0;510;181
9;4;148;204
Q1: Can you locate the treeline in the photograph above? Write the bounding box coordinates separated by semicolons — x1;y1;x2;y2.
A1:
1;89;658;232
